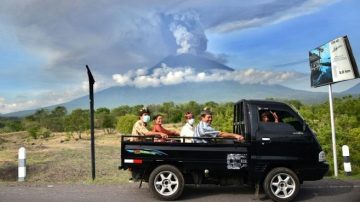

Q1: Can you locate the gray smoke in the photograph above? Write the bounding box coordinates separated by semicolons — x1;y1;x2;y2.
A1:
168;11;208;55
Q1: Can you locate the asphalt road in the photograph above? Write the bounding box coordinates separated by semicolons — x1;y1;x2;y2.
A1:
0;179;359;202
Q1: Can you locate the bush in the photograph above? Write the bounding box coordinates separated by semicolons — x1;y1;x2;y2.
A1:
116;114;138;134
40;128;51;138
27;127;39;139
65;131;73;141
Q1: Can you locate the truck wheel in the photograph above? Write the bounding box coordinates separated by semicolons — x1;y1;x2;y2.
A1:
263;167;300;202
149;164;184;200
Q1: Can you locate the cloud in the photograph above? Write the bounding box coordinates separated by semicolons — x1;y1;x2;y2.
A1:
0;0;335;77
204;0;338;33
0;0;337;113
0;0;176;76
270;59;309;69
112;65;302;88
112;74;132;87
0;97;15;109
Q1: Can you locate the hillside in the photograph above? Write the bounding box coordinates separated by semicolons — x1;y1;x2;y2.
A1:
2;81;330;117
343;83;360;94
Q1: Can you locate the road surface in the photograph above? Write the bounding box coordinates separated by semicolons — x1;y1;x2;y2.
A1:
0;179;359;202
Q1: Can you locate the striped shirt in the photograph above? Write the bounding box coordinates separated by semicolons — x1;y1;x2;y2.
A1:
194;121;220;143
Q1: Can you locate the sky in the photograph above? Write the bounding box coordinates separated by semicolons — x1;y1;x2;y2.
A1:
1;0;360;114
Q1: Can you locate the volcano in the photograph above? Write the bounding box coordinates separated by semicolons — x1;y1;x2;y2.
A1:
5;54;358;117
150;53;234;72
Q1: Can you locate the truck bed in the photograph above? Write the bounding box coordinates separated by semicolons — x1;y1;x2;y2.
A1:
120;136;250;173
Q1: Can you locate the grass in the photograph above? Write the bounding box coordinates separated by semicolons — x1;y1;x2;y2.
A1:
326;173;360;180
0;130;130;185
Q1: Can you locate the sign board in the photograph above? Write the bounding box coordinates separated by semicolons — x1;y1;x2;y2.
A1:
309;36;359;87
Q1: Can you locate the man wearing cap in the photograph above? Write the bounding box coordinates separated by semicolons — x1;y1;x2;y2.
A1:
194;108;244;143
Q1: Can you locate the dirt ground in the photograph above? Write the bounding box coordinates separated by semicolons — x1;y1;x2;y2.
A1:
0;130;129;184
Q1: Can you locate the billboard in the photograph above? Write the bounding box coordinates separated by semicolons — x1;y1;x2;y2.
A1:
309;36;359;87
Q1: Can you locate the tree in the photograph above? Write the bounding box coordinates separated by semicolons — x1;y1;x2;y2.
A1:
7;119;23;131
131;105;145;115
103;114;116;134
94;107;116;134
116;114;138;134
179;101;201;119
0;117;23;133
52;106;67;117
96;107;110;115
299;96;360;175
95;107;110;129
33;109;50;129
211;102;233;132
204;101;219;109
47;106;67;132
66;109;89;139
27;126;39;139
111;105;132;117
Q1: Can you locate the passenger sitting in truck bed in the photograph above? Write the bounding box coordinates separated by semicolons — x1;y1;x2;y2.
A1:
152;114;179;138
194;108;244;143
180;112;195;143
260;111;279;123
131;108;167;141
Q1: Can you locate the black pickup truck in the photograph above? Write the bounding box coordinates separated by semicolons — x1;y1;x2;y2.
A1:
119;100;329;201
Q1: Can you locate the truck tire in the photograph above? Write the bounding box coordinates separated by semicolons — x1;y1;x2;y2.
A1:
149;164;184;201
263;167;300;202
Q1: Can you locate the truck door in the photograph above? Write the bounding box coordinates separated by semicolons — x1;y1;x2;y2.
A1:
254;104;313;168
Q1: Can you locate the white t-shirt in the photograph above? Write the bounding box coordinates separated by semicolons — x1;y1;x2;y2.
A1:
180;123;194;143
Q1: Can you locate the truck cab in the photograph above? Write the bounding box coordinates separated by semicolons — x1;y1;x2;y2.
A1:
119;99;329;201
235;100;328;183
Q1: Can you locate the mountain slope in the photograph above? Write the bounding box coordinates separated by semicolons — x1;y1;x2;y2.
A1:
343;82;360;94
150;53;234;72
3;81;330;117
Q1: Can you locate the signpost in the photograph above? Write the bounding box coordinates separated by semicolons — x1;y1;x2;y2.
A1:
86;65;96;180
328;84;338;176
309;36;359;177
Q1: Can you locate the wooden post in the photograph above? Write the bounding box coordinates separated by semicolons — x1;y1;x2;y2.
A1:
86;65;96;180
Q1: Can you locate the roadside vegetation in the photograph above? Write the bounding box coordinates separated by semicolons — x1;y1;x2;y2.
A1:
0;96;359;183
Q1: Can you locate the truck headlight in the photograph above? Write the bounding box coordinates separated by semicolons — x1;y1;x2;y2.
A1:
319;151;326;162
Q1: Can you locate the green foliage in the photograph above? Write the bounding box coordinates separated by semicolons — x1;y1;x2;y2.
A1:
25;126;51;139
27;126;39;139
103;114;116;134
116;114;138;134
48;106;67;132
131;105;145;115
299;96;360;175
2;96;360;176
0;118;23;133
52;106;67;117
40;127;52;138
211;102;233;132
111;105;132;117
33;108;50;128
65;109;89;139
95;107;116;134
